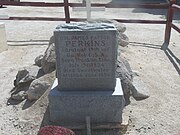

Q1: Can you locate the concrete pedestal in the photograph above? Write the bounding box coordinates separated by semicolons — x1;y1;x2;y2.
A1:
49;78;125;125
0;23;7;53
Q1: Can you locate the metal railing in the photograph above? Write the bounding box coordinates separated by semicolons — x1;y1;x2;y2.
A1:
162;0;180;49
0;0;179;49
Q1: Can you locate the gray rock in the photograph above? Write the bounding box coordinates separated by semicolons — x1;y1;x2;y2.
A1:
88;19;126;33
132;77;150;100
27;80;50;101
14;65;40;86
11;91;27;101
116;55;149;105
34;55;43;67
111;20;127;33
41;36;56;74
118;33;129;47
116;55;133;82
26;71;55;101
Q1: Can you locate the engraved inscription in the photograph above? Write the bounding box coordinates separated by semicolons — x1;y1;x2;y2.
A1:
59;34;113;78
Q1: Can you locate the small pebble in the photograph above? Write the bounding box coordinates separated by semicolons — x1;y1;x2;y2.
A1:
15;118;19;120
9;117;13;121
14;123;18;127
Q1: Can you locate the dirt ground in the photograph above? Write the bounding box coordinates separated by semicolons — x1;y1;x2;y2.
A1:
0;0;179;135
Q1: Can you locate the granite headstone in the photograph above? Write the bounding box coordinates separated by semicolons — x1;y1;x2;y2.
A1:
54;23;117;91
0;23;7;53
49;23;124;125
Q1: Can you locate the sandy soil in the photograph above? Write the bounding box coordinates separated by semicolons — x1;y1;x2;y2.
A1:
0;0;179;135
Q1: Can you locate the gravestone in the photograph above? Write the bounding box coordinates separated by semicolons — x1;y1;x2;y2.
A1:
0;23;8;53
49;23;125;125
55;23;117;91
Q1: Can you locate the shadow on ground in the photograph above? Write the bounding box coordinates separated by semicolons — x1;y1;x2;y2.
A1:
164;48;180;75
109;0;180;20
129;41;180;76
7;97;36;110
111;0;167;4
132;9;180;21
129;42;162;49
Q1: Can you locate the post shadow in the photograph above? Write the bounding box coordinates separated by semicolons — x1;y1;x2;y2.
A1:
40;106;51;128
129;42;162;49
163;47;180;75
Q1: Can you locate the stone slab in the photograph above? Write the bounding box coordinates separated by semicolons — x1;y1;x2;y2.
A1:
54;23;117;91
49;78;125;125
0;23;7;53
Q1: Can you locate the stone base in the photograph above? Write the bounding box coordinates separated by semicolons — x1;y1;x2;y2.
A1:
49;78;125;125
0;23;7;53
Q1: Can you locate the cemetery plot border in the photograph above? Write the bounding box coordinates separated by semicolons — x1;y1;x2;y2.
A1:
0;0;179;48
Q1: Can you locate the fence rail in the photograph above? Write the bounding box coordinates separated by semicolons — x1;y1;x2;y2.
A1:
172;3;180;10
0;1;64;7
0;0;179;49
0;1;169;8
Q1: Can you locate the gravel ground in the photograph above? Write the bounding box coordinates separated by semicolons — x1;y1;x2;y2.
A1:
0;0;179;135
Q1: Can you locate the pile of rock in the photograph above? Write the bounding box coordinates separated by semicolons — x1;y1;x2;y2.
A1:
10;20;148;104
11;37;56;101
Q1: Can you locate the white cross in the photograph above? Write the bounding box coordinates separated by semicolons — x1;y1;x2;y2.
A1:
72;0;105;21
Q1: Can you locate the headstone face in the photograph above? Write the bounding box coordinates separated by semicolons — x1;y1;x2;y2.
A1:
54;23;117;91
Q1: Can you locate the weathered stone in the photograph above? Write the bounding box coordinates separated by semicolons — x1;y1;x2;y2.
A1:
40;20;128;76
34;55;43;67
49;78;124;124
88;19;129;47
113;20;126;33
14;65;40;86
26;71;55;101
41;36;56;74
0;23;8;53
116;55;133;82
54;23;117;91
27;80;49;101
11;91;27;101
132;77;150;100
88;19;126;33
118;33;129;47
49;23;125;124
116;54;149;105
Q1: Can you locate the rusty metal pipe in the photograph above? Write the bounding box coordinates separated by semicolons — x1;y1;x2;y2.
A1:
64;0;70;23
163;0;176;47
0;1;64;7
171;24;180;33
